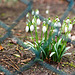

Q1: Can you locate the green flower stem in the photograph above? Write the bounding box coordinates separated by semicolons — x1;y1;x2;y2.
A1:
35;25;38;44
31;31;34;42
45;24;48;42
40;31;43;46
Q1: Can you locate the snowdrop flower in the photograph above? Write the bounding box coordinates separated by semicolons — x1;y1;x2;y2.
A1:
57;22;61;27
26;13;29;17
68;24;72;31
54;22;61;27
32;19;35;23
37;19;41;25
64;26;68;33
25;26;29;32
53;29;58;32
46;10;49;14
30;25;34;31
32;10;35;15
43;21;46;24
66;19;70;23
37;27;40;30
55;18;60;21
67;33;71;38
42;26;47;33
54;22;58;27
35;10;39;15
48;20;51;24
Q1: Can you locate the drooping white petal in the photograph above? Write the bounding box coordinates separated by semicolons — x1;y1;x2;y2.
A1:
37;27;40;30
53;29;58;32
48;20;51;24
36;10;39;15
66;19;70;23
67;33;71;38
43;21;46;24
26;13;29;17
37;19;41;25
30;25;34;31
42;26;47;33
65;26;68;33
32;19;35;23
57;22;61;27
26;26;29;32
32;10;35;15
54;23;58;27
46;10;49;14
68;24;72;31
54;22;61;27
55;18;60;21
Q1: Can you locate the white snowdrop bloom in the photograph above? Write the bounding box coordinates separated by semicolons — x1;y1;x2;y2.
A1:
36;10;39;15
66;19;70;23
65;26;68;33
67;33;71;38
26;13;29;17
30;25;34;31
54;22;58;27
55;18;60;21
43;21;46;24
37;27;40;30
32;19;35;23
68;24;72;31
32;10;35;15
46;10;49;14
53;29;58;32
37;19;41;25
57;22;61;27
42;26;47;33
26;26;29;32
48;20;51;24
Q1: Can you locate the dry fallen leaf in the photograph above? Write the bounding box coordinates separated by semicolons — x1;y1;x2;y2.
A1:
0;45;4;50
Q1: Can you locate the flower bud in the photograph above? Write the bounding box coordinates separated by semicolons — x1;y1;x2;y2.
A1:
68;24;72;31
26;26;29;32
30;25;34;31
42;26;47;33
37;19;41;25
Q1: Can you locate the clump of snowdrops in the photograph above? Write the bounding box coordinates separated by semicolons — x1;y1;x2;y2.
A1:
24;9;75;62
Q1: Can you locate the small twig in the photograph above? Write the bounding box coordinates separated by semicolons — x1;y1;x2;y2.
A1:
0;59;19;71
4;55;19;70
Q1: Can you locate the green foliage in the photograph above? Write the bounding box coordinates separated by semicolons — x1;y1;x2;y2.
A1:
24;10;75;62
